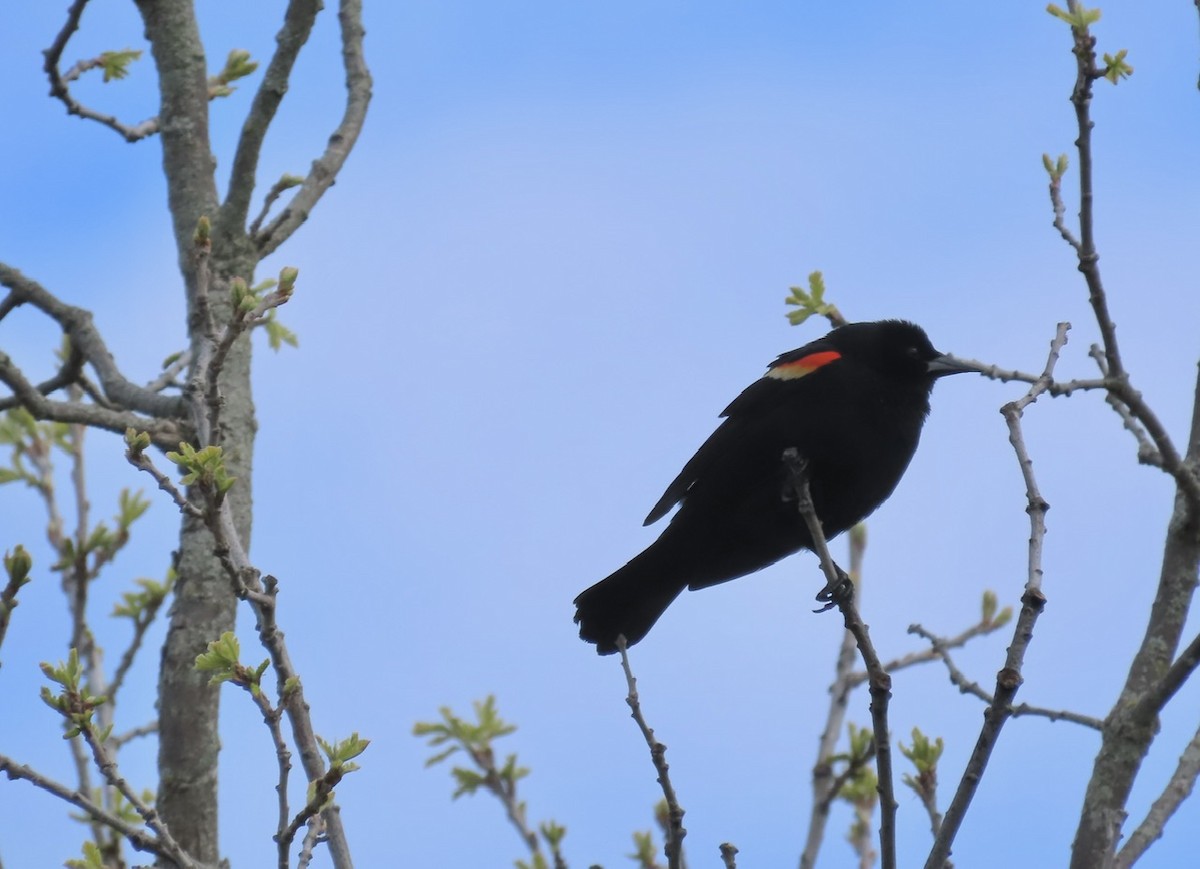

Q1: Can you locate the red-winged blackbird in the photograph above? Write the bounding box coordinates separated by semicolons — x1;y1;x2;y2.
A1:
574;319;970;654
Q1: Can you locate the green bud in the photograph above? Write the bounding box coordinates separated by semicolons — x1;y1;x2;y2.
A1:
4;545;32;585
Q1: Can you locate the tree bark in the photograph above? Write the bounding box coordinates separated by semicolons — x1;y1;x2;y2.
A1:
132;2;258;864
1071;367;1200;868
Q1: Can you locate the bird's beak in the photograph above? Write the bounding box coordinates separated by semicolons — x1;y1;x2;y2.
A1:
926;353;976;378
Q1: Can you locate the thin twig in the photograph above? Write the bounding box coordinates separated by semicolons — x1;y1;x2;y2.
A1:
925;324;1065;869
944;353;1106;398
41;0;160;142
617;637;686;869
125;448;203;519
108;586;167;705
0;342;85;412
847;612;1008;690
297;816;323;869
143;349;192;394
0;753;171;861
80;722;197;868
909;624;1102;731
109;720;158;749
1088;345;1159;465
782;449;896;869
0;263;186;420
800;525;865;869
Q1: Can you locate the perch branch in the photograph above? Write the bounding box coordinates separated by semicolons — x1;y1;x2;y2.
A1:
617;637;686;869
782;449;896;869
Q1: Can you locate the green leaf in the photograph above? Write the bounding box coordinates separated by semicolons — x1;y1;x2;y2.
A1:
1102;49;1133;84
785;270;841;326
65;840;106;869
99;49;142;83
264;315;300;352
1046;2;1101;27
195;631;241;684
118;488;151;528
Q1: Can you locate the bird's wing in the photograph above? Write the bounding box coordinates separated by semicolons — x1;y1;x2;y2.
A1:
642;336;844;526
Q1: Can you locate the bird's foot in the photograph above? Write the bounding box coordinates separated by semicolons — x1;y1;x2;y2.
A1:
813;565;854;612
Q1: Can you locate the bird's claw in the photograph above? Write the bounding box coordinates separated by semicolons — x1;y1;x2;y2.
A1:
813;566;854;612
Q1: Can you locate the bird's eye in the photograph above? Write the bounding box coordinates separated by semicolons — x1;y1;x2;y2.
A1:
905;345;922;358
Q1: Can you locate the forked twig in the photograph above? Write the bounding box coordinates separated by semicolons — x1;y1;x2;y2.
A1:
925;324;1066;868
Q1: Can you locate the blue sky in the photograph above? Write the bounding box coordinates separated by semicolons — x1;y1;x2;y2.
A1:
2;2;1199;866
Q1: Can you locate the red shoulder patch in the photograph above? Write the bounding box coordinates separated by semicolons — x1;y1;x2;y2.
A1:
765;350;841;381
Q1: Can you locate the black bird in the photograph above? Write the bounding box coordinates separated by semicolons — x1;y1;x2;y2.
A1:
574;319;969;654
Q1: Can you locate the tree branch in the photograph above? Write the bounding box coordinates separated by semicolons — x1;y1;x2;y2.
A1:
1114;722;1200;869
220;0;322;235
782;450;896;869
908;624;1102;731
799;525;865;869
0;263;187;420
0;752;208;869
0;351;180;447
42;0;160;142
254;0;372;257
926;323;1065;869
617;638;687;869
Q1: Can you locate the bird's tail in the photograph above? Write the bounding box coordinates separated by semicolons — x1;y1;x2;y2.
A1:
574;547;685;655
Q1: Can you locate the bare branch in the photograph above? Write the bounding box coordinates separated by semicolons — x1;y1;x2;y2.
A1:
108;585;168;706
799;526;864;869
909;624;1102;731
249;175;304;237
926;324;1065;869
0;339;85;413
782;450;897;869
1131;630;1200;725
617;637;686;869
1114;723;1200;869
944;353;1107;398
847;610;1009;691
143;349;192;394
0;263;186;420
110;720;159;750
255;0;372;256
1048;168;1083;254
0;351;180;447
220;0;322;234
0;752;210;868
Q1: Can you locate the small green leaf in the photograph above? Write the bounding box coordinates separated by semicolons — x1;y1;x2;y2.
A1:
982;589;998;624
1102;49;1133;84
195;631;241;684
99;49;142;83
